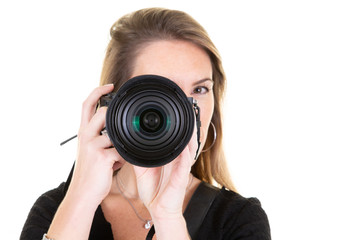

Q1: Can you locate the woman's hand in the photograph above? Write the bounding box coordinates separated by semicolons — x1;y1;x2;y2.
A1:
48;84;125;240
68;84;125;205
133;125;198;239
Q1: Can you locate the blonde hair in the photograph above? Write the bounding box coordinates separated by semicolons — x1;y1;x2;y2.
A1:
100;8;236;191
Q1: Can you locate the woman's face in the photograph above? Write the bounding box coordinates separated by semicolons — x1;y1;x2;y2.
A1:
131;40;214;152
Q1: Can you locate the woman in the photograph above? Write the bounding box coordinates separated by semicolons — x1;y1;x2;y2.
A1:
21;8;270;240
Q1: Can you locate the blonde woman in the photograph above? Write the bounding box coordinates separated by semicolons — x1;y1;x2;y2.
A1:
21;8;270;240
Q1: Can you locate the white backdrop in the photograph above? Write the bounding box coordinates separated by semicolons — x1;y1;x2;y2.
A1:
1;0;359;239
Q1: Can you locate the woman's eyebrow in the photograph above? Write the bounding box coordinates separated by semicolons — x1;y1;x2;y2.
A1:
193;78;214;85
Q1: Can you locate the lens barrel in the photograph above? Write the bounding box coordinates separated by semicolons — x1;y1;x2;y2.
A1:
104;75;195;167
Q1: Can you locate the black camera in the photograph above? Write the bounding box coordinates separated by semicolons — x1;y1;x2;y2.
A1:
99;75;201;167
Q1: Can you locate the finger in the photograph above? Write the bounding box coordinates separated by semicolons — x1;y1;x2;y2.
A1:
112;161;123;171
189;122;199;160
165;127;197;187
104;147;126;166
133;166;160;182
133;166;162;200
158;125;197;188
84;106;108;138
91;134;113;149
171;148;192;185
133;165;148;179
80;84;114;127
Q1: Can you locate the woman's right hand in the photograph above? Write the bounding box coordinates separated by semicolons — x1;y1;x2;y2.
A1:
67;84;125;206
47;84;125;240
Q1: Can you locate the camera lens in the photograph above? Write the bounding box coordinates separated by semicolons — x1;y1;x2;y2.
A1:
139;108;164;133
105;75;196;167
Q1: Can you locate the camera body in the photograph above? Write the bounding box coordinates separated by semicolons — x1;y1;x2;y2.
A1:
100;75;201;167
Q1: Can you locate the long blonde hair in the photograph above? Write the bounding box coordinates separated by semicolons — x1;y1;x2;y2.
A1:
100;8;236;191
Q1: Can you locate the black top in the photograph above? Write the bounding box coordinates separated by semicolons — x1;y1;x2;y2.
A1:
20;181;271;240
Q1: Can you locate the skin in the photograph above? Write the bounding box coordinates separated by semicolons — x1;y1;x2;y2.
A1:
47;40;214;240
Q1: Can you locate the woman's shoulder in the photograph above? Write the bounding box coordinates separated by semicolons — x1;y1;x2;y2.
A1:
197;184;271;239
216;186;265;212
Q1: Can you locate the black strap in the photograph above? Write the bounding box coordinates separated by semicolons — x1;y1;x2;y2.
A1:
146;182;220;239
183;182;219;238
193;101;202;160
146;225;156;240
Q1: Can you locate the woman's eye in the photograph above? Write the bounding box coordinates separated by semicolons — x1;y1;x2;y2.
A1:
193;86;209;94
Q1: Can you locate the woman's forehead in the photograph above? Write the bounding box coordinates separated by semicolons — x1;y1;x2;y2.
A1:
131;40;212;86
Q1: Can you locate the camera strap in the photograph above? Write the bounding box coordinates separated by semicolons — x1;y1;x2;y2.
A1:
191;99;202;160
145;181;220;240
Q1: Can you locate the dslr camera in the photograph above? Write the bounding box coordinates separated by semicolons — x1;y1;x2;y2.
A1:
99;75;201;167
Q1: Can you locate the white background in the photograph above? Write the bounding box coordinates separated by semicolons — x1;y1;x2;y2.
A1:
1;0;359;239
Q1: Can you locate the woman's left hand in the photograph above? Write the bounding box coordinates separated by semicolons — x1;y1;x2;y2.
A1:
133;126;199;220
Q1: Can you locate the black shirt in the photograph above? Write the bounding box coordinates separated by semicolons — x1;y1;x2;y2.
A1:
20;181;271;239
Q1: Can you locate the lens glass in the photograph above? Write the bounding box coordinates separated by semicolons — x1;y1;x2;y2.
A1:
133;107;170;134
142;109;161;132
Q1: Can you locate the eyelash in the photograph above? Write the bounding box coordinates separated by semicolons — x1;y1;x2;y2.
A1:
192;86;210;95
